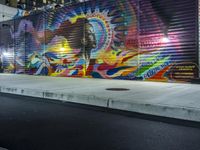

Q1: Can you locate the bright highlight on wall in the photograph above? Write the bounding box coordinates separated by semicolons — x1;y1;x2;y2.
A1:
162;37;170;43
60;47;65;52
2;52;12;57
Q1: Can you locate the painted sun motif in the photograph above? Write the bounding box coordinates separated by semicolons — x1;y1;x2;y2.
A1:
50;2;127;49
86;8;114;53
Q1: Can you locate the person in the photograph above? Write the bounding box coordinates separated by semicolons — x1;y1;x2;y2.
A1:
35;53;51;75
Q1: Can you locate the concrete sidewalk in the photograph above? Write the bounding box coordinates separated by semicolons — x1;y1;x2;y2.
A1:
0;74;200;122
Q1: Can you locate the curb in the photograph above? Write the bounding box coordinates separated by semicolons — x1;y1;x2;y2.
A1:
1;86;200;122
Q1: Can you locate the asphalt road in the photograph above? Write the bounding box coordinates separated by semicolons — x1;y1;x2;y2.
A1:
0;93;200;150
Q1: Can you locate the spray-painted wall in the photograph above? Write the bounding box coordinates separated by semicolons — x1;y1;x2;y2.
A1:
199;0;200;78
0;0;198;82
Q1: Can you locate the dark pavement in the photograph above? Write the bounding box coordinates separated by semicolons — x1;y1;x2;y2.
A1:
0;93;200;150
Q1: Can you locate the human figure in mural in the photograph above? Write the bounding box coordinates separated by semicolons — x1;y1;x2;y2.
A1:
10;17;96;74
45;18;96;69
35;53;51;75
27;52;51;75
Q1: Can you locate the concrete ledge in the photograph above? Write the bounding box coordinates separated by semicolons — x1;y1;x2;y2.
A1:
0;86;109;108
1;84;200;122
109;100;200;122
43;91;108;107
0;86;44;98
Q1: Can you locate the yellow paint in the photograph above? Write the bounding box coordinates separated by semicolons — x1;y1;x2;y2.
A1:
47;38;72;53
70;14;86;24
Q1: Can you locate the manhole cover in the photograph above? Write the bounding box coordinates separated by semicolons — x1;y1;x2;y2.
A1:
106;88;130;91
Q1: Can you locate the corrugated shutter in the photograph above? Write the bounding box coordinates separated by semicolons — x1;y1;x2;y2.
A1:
14;18;26;74
44;3;86;77
24;13;46;75
84;0;139;80
0;0;198;82
0;20;15;73
138;0;198;81
199;0;200;77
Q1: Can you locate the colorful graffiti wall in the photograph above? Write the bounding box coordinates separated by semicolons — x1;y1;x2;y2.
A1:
0;0;198;82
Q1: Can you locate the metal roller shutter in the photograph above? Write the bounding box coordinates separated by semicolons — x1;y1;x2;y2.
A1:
24;13;46;75
14;18;26;74
138;0;198;81
0;20;15;73
0;0;198;82
44;3;86;77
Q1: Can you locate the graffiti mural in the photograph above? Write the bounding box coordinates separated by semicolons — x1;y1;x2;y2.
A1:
0;0;198;82
0;20;15;73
